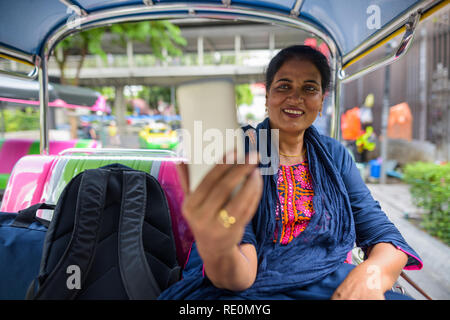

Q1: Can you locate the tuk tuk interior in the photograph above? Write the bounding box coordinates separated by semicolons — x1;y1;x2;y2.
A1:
0;0;446;298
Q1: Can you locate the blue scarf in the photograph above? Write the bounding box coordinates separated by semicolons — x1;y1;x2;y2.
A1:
244;118;356;290
158;118;421;299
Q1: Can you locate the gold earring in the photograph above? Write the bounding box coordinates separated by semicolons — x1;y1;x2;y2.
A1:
319;111;323;117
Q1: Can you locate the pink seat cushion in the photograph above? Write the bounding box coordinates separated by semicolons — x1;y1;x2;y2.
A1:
159;161;193;266
0;155;55;212
48;140;77;155
1;155;193;267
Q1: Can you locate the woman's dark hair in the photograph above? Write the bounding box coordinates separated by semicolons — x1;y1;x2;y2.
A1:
265;45;331;93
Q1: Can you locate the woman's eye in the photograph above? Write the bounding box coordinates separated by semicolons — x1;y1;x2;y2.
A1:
277;84;289;90
304;86;318;93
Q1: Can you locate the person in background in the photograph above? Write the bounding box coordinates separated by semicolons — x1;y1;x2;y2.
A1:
360;93;374;131
80;121;97;140
357;93;376;162
107;120;120;146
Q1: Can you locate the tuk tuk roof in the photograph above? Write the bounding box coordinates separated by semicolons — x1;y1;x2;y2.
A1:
0;0;445;70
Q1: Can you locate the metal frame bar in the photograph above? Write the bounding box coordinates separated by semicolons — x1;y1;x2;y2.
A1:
221;0;231;8
0;46;39;79
59;0;88;16
43;4;339;58
59;148;177;157
341;0;441;67
0;45;36;66
330;61;342;141
339;10;422;84
0;66;38;80
38;56;50;155
290;0;304;17
143;0;154;6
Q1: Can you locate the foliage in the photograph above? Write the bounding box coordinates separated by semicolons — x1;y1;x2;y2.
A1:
1;107;40;132
136;86;171;110
134;84;255;113
245;112;256;121
55;28;105;85
94;86;116;101
403;162;450;245
54;21;187;85
235;84;254;107
110;21;186;59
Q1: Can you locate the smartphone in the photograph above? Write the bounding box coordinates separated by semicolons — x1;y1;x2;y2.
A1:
176;78;245;192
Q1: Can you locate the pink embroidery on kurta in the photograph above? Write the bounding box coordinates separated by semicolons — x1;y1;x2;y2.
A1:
274;161;315;245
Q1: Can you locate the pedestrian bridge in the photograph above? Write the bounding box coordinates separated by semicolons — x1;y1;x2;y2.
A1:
49;63;266;86
47;21;308;86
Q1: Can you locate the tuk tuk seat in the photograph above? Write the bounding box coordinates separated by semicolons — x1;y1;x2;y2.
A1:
0;138;99;191
0;149;193;266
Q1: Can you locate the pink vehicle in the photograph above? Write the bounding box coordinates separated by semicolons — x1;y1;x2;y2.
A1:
0;73;108;193
0;148;192;267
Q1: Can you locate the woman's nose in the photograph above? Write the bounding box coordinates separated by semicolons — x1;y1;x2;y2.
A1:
288;89;304;102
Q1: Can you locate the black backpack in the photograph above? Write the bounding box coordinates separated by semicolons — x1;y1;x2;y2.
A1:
27;163;180;300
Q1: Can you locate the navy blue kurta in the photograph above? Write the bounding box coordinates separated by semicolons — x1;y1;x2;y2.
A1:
158;120;422;300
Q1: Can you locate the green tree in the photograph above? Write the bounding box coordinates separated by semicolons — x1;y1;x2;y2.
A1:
235;84;254;107
136;86;171;110
54;21;187;86
403;162;450;245
3;107;40;132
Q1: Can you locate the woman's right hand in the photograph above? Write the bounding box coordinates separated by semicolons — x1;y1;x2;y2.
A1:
182;150;262;258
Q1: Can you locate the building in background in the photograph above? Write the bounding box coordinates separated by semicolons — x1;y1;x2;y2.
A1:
341;7;449;162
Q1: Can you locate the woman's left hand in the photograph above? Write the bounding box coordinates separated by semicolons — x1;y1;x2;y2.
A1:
332;243;408;300
331;262;386;300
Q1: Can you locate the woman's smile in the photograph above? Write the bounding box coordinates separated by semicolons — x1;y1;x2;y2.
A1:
282;108;305;117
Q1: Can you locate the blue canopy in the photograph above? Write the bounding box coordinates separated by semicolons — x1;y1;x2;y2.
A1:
0;0;444;68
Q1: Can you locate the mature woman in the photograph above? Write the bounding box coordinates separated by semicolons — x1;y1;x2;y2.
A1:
159;45;422;300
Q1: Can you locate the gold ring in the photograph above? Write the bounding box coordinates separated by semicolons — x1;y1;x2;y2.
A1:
219;209;236;228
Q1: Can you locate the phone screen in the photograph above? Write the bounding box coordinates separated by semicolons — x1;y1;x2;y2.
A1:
176;79;245;191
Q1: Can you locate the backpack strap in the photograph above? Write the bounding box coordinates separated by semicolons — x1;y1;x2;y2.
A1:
34;169;110;299
118;170;161;299
12;203;55;228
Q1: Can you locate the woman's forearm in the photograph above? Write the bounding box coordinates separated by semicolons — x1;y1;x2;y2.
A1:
197;243;257;292
332;242;408;299
364;242;408;292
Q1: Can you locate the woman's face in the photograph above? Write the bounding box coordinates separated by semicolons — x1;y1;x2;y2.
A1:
266;58;324;134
